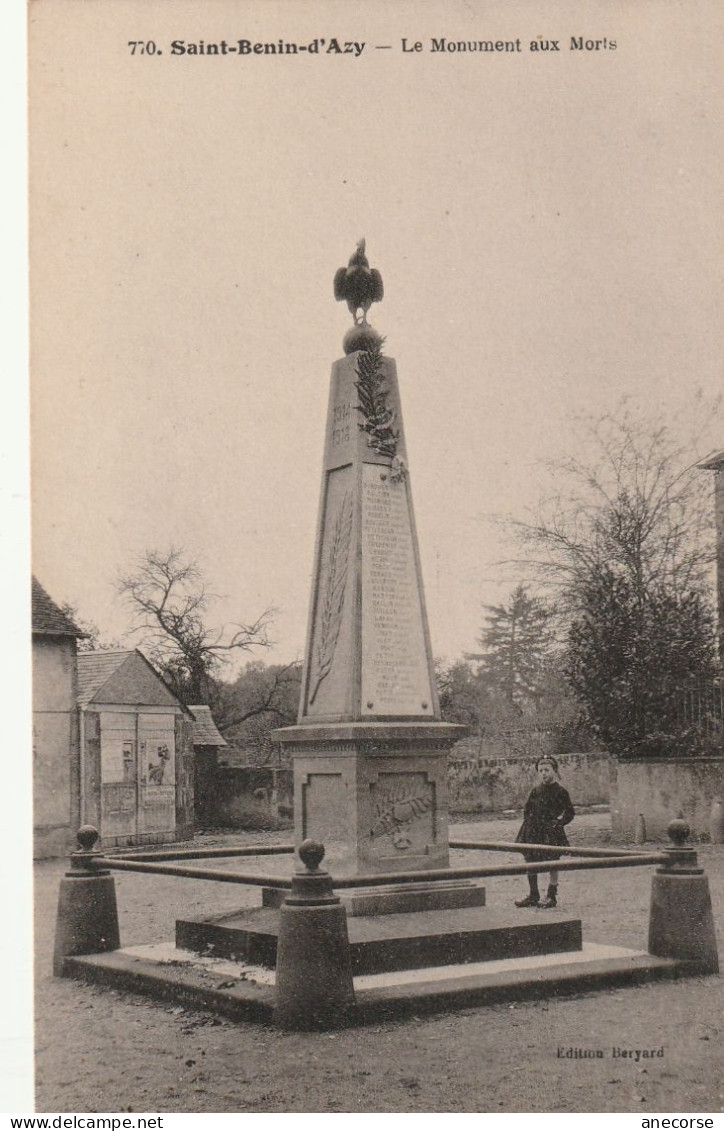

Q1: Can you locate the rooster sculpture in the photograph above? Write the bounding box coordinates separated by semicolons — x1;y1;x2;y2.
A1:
333;239;384;325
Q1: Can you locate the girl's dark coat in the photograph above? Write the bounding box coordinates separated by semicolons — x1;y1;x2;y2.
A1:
516;781;575;863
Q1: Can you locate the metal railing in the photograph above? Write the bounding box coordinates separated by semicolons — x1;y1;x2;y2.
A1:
55;818;718;1028
76;822;693;890
450;839;637;858
110;843;295;863
675;678;724;745
91;856;294;888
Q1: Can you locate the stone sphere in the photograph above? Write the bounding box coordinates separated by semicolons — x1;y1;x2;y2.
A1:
76;825;100;851
667;816;690;847
299;839;325;871
343;323;383;355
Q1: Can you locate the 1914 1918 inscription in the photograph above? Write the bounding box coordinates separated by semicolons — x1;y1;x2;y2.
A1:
361;465;434;715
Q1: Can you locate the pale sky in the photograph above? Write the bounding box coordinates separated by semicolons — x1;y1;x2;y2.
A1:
29;0;724;670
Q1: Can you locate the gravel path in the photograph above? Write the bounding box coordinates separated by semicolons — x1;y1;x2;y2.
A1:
34;814;724;1113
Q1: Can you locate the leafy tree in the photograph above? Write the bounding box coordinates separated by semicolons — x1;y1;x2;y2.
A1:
436;652;592;758
117;548;275;706
566;569;717;756
477;585;554;709
436;659;484;728
217;660;302;763
502;405;720;755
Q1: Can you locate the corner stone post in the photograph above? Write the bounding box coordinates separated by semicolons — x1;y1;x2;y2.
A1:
274;840;355;1031
53;825;121;977
648;816;719;973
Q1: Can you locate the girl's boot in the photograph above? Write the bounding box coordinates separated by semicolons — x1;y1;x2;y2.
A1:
515;874;540;907
541;884;558;909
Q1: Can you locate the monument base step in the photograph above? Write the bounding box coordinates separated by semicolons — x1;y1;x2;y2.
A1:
63;942;683;1026
175;904;582;977
261;878;487;917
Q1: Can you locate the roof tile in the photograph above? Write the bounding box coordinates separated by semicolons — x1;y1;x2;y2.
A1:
188;705;228;746
32;577;86;637
76;650;136;706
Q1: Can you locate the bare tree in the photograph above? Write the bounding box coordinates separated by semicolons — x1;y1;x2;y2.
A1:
502;405;717;614
59;603;121;652
497;404;720;755
117;547;276;705
217;660;301;731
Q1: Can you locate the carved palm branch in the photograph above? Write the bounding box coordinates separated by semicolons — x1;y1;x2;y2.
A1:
355;338;400;459
309;490;354;704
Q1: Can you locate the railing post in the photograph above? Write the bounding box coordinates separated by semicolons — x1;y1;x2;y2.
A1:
53;825;121;977
648;816;719;973
274;840;355;1031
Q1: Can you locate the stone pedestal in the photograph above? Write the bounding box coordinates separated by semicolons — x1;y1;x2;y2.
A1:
647;818;719;974
53;826;121;977
648;871;719;973
279;721;461;879
53;869;120;976
274;844;355;1030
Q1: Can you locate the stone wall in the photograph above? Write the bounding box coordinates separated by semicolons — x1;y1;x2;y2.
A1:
197;751;611;828
610;758;724;840
196;765;294;830
448;747;610;814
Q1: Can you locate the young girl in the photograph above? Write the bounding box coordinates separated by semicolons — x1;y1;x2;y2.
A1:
514;755;575;909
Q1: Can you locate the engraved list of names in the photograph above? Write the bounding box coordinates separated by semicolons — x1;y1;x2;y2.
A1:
360;464;434;716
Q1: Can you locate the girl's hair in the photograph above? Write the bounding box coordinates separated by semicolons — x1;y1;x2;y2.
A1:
535;755;559;773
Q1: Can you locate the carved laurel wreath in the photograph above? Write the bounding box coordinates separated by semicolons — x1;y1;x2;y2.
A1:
354;337;404;468
308;489;354;704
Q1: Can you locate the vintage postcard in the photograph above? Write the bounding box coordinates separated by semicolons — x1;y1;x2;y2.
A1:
22;0;724;1118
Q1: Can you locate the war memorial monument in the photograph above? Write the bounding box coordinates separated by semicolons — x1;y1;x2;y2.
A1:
53;244;719;1029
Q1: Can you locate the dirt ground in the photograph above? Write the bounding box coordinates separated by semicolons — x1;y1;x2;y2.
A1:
34;813;724;1114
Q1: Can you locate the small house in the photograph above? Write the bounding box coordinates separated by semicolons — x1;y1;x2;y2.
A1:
77;649;195;847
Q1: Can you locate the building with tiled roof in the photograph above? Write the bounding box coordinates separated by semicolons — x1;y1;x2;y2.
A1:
77;650;135;705
76;649;187;710
188;705;228;748
32;576;86;637
76;649;194;849
188;704;227;827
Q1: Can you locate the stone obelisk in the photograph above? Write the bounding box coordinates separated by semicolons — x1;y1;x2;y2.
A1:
275;242;466;887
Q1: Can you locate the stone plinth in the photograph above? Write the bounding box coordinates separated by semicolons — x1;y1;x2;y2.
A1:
262;879;487;917
277;722;463;878
176;905;583;977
